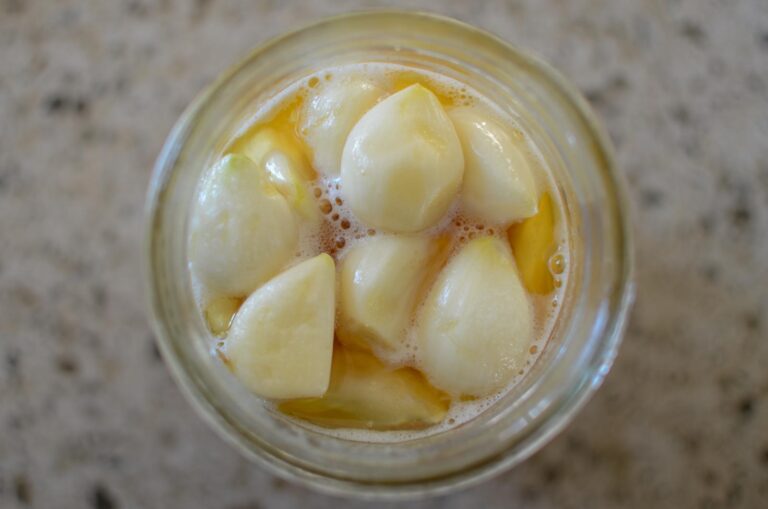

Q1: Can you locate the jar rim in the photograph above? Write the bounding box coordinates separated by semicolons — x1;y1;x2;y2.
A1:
145;10;635;499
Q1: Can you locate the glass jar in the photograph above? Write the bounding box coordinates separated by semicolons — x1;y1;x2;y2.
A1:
144;11;634;499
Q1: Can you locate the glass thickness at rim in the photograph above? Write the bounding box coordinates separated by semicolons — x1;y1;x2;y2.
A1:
145;11;634;499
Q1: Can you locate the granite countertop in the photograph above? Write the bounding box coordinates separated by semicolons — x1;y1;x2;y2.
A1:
1;0;767;507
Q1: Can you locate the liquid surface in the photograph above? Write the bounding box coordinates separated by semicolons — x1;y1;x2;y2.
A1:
193;63;570;439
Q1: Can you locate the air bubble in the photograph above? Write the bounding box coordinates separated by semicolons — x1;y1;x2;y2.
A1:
549;253;566;275
307;76;320;88
529;345;538;354
331;213;339;221
340;219;351;230
335;197;343;206
313;187;322;198
336;238;346;249
367;229;376;236
319;199;332;214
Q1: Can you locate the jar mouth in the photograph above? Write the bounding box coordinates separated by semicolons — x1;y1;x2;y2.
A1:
145;10;635;499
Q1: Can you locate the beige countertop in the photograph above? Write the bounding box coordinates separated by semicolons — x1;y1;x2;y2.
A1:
1;0;767;507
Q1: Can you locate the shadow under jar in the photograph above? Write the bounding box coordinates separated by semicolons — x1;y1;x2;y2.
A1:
145;11;634;499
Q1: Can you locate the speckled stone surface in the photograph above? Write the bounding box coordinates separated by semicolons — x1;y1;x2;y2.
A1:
1;0;767;507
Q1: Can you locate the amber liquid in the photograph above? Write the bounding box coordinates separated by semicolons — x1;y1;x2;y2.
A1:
202;64;565;432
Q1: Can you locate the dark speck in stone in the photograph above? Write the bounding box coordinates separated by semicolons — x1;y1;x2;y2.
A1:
92;284;108;309
641;188;664;207
759;32;768;50
91;484;117;509
4;0;24;14
44;94;89;115
8;415;23;430
700;468;718;485
680;434;701;454
6;350;20;376
542;464;562;484
14;474;31;505
584;89;604;106
159;428;177;449
126;1;148;16
699;214;715;234
45;96;65;112
609;74;628;91
565;434;587;453
56;355;79;375
520;484;539;502
679;21;707;45
744;312;760;332
193;0;211;19
149;337;162;362
270;476;288;490
15;284;39;308
671;104;691;125
75;98;88;114
701;264;719;282
726;482;742;504
730;206;751;228
737;396;754;418
583;74;627;111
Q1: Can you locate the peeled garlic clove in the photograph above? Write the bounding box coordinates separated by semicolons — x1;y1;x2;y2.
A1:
279;345;449;430
233;127;313;180
416;236;533;397
232;128;319;224
189;154;298;297
449;106;538;224
225;254;336;399
299;76;385;176
263;151;321;225
338;235;449;352
341;84;464;232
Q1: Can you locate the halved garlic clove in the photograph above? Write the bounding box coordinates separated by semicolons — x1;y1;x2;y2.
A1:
449;106;538;224
338;235;450;352
416;236;533;397
189;154;298;297
279;345;450;430
341;84;464;232
299;75;385;176
225;254;336;399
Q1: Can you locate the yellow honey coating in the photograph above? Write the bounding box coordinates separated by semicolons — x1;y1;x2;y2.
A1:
507;192;557;295
279;344;450;430
204;296;243;336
